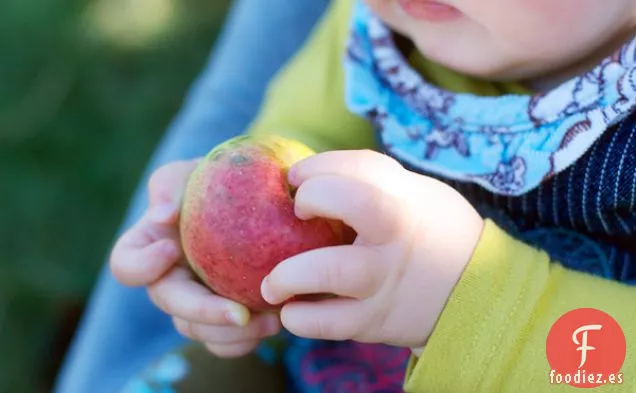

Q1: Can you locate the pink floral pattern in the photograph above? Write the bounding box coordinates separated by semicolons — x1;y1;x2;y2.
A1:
295;341;410;393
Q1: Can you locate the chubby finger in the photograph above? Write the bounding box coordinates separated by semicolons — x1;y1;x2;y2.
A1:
110;236;181;286
204;341;261;359
173;313;280;344
289;150;403;190
261;245;383;304
294;175;403;244
148;267;250;326
280;298;370;341
147;159;200;207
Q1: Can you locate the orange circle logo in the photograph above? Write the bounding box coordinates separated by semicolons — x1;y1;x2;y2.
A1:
546;308;626;388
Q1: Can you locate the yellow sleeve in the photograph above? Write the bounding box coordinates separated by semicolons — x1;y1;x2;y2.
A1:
245;0;375;153
404;220;636;392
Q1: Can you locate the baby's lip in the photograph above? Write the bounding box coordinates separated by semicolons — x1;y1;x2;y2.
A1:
396;0;462;22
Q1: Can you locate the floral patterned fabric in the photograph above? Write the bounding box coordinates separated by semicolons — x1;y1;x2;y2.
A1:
283;334;410;393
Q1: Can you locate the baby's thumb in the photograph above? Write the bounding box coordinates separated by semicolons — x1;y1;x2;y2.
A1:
147;159;200;209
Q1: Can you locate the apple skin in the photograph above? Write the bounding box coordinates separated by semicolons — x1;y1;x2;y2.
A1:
179;134;355;311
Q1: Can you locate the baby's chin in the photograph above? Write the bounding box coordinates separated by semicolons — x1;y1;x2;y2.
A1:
442;57;587;91
412;40;566;87
445;61;546;84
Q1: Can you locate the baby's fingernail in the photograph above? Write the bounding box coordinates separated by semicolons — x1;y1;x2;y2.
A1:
148;204;176;223
260;276;274;304
287;166;299;186
225;306;249;327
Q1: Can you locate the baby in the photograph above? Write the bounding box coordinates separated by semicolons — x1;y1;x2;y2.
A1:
111;0;636;391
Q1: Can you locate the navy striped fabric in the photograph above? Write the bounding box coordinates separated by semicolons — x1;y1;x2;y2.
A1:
387;111;636;284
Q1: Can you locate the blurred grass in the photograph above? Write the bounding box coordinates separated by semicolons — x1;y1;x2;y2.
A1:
0;0;230;391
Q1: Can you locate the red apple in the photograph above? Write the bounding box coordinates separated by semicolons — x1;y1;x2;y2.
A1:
179;134;355;311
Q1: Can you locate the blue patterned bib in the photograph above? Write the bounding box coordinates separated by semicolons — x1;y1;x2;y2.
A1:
344;0;636;196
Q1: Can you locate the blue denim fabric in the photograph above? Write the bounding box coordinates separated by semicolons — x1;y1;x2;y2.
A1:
53;1;328;392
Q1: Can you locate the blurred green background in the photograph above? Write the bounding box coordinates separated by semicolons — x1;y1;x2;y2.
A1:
0;0;230;391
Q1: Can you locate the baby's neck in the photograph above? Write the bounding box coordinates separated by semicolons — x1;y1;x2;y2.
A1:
523;28;635;93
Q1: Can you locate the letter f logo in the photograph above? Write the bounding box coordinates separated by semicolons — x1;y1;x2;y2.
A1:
573;324;602;368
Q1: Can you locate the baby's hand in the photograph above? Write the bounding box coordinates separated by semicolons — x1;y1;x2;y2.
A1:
260;150;484;352
110;159;281;358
